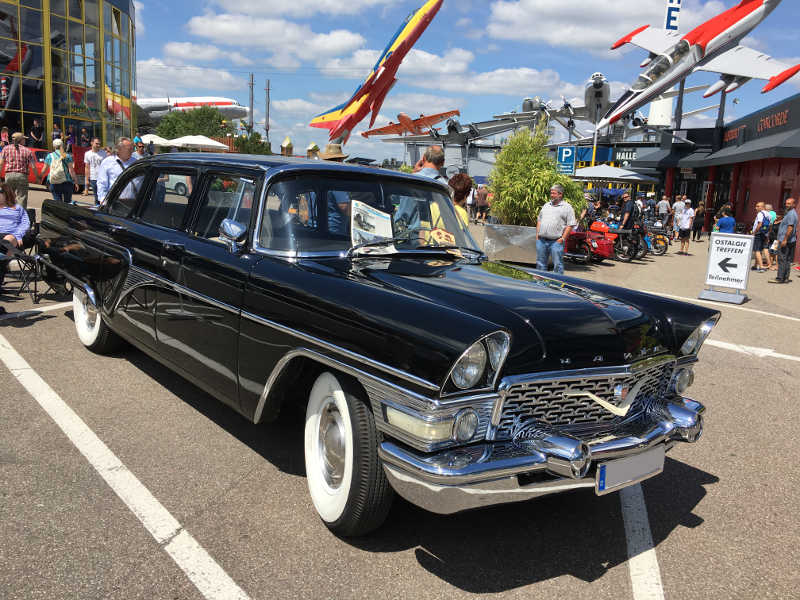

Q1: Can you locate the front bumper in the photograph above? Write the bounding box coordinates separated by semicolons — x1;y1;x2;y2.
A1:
379;398;704;514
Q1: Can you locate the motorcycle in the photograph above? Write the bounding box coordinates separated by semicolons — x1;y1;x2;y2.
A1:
565;228;615;264
590;217;638;262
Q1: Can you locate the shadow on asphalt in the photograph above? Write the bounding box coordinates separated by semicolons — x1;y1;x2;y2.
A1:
85;338;719;593
350;457;718;593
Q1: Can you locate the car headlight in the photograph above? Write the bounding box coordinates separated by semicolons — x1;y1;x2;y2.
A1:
671;368;695;395
485;332;510;372
451;342;487;390
680;317;719;355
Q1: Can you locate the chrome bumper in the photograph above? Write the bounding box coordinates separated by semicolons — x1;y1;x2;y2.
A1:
380;398;704;515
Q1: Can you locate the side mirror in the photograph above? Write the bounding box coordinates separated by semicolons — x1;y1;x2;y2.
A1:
219;218;247;252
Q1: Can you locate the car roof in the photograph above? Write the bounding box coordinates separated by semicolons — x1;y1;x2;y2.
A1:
139;152;451;190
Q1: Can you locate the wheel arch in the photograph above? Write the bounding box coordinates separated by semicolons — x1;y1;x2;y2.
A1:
254;349;371;424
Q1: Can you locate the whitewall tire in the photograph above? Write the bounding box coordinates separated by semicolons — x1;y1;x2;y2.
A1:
73;289;124;354
304;371;393;536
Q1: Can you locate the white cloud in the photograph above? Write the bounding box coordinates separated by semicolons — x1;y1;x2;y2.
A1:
488;0;726;53
208;0;393;18
272;98;327;116
133;1;145;35
136;58;245;97
381;93;463;113
187;13;365;67
163;42;254;66
318;48;474;78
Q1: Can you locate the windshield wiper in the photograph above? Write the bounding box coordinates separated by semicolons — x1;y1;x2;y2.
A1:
346;237;415;258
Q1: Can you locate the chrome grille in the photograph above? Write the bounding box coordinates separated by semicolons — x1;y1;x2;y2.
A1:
495;361;674;440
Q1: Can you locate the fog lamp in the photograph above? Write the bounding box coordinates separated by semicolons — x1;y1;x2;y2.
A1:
452;409;479;442
672;368;695;395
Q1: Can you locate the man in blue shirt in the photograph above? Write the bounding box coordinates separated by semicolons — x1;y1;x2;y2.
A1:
96;138;138;204
770;197;797;284
414;146;447;183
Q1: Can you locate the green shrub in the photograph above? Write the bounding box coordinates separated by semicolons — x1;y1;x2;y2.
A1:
489;123;585;226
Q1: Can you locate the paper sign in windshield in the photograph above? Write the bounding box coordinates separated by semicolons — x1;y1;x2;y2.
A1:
351;200;394;253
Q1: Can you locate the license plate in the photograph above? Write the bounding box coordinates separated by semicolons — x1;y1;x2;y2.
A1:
595;446;665;495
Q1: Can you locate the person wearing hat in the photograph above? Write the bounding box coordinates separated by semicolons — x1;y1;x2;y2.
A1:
44;139;80;204
0;132;40;208
319;143;349;162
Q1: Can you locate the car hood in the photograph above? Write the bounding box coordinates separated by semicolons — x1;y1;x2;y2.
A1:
350;258;672;374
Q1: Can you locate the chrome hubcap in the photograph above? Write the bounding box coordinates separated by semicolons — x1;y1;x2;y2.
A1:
317;400;346;489
78;292;97;329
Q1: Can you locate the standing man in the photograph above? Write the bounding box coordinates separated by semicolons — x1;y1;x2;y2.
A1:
751;201;772;272
82;138;107;205
133;139;147;159
656;194;671;224
414;145;447;182
671;195;685;241
96;138;137;204
0;132;39;208
29;118;44;147
476;185;490;223
769;197;796;284
536;184;577;275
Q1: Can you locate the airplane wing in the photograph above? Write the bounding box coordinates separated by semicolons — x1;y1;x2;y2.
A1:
361;123;407;138
694;46;800;92
309;0;442;141
611;25;682;54
413;110;460;130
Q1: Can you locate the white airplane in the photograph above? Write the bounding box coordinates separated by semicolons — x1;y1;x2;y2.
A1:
138;97;250;120
599;0;799;131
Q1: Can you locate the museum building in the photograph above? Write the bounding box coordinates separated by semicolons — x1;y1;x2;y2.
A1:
0;0;136;150
634;92;800;246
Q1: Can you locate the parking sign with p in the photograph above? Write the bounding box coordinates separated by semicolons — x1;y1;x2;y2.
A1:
557;146;576;175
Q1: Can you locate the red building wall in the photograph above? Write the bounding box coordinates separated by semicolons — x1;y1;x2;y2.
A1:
734;157;800;261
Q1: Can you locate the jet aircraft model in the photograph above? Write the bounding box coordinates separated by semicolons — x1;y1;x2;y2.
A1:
494;73;702;132
360;110;460;138
309;0;443;144
599;0;799;131
138;97;250;120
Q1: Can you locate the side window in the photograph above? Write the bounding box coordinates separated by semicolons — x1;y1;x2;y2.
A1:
192;173;258;243
106;166;147;218
258;176;381;253
139;169;196;230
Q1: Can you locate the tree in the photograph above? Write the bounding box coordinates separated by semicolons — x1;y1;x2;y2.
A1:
156;106;234;140
234;132;272;155
399;164;414;174
489;122;585;226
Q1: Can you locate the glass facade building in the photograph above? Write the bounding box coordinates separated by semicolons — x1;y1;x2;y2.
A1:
0;0;135;150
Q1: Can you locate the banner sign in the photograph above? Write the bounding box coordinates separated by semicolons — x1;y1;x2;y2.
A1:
664;0;682;31
704;233;754;291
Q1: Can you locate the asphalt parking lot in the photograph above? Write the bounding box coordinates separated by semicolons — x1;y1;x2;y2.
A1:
2;194;798;599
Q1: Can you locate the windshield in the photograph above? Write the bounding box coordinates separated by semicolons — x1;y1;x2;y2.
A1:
258;175;480;255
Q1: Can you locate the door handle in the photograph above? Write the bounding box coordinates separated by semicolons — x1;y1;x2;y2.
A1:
109;224;126;234
162;241;185;253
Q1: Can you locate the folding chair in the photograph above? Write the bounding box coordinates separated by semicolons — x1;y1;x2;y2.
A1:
13;210;71;304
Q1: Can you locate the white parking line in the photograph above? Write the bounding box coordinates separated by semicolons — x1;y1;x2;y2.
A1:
0;333;251;600
620;484;665;600
0;301;73;322
706;339;800;363
641;290;800;323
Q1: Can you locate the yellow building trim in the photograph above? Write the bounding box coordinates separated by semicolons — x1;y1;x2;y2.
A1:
42;0;53;145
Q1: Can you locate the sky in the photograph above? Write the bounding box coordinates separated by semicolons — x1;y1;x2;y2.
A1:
133;0;800;161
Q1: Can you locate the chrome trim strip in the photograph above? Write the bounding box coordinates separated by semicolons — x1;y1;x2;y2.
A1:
33;255;98;307
112;266;241;317
253;347;441;423
242;310;440;394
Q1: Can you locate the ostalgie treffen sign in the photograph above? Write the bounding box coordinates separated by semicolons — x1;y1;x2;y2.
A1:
700;233;754;305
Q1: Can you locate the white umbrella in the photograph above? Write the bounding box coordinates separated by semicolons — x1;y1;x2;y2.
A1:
168;135;229;151
141;133;170;146
573;164;658;183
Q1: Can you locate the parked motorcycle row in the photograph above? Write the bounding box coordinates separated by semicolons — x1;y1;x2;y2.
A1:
563;215;671;265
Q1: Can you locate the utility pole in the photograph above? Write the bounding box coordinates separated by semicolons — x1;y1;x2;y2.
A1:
265;79;271;143
248;73;255;133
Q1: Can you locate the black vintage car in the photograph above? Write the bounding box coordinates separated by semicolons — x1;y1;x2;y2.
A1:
39;153;719;536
